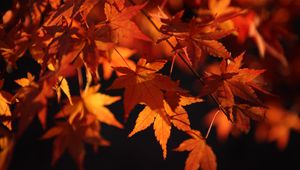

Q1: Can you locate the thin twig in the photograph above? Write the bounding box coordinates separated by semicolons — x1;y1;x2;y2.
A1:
113;47;132;69
77;68;83;89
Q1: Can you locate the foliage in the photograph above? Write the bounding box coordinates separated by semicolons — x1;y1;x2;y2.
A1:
0;0;300;170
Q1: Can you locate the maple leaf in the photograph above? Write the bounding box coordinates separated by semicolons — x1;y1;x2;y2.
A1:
42;122;85;169
41;119;109;170
164;91;203;132
175;130;217;170
45;0;99;26
129;92;202;158
205;0;246;35
55;76;73;105
44;18;113;80
0;0;51;66
41;17;106;80
0;27;30;65
13;68;66;135
109;58;182;119
103;0;151;42
37;18;86;75
42;83;117;169
49;0;62;9
0;79;13;147
200;53;268;132
0;136;14;170
0;90;12;130
14;78;55;136
207;0;245;23
255;102;300;150
201;52;267;106
14;72;35;87
41;111;109;169
209;0;232;16
232;10;290;67
56;85;123;129
158;11;234;67
230;104;266;133
0;81;13;170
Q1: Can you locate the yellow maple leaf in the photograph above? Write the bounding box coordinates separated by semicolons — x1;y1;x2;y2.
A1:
56;76;73;105
56;85;123;129
14;72;35;87
0;92;11;130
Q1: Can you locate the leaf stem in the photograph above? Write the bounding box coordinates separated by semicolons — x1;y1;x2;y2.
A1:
205;110;220;139
171;117;190;127
169;53;177;76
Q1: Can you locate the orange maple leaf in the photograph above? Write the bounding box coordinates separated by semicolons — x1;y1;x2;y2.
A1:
157;4;247;67
103;0;151;42
201;52;267;106
255;102;300;150
0;91;12;130
55;76;73;105
42;119;110;170
0;80;14;170
14;79;54;136
230;104;266;133
175;130;217;170
159;13;233;66
42;83;119;169
45;0;99;26
129;93;202;159
109;58;182;119
14;72;35;87
0;136;14;170
42;122;86;169
200;53;268;132
232;10;290;67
